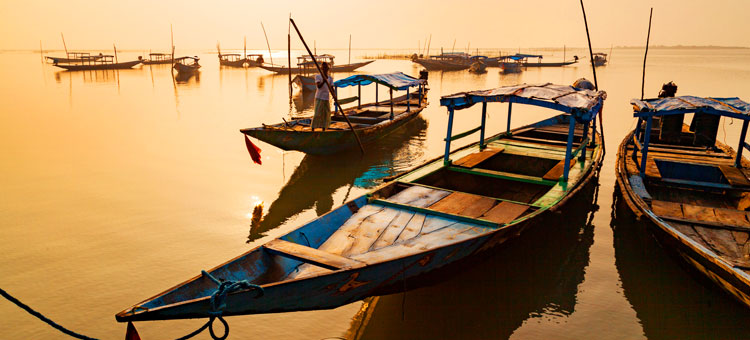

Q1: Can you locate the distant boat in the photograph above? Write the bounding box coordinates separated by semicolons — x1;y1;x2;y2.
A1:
500;60;523;74
115;82;604;322
616;95;750;308
141;53;173;65
242;72;428;155
523;54;579;67
592;52;608;66
52;54;141;71
259;54;374;75
412;52;471;71
219;53;264;67
45;52;102;64
468;56;487;74
173;56;200;74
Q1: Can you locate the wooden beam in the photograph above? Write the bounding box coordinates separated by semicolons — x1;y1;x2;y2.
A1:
264;239;363;270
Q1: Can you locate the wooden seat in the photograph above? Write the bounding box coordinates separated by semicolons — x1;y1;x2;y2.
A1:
719;165;750;187
480;201;529;224
651;200;750;231
542;158;577;181
453;147;505;168
264;239;363;270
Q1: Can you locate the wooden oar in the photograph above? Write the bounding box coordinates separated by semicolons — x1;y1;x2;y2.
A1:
289;18;365;155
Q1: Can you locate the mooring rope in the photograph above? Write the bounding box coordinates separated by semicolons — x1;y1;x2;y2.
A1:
0;287;99;340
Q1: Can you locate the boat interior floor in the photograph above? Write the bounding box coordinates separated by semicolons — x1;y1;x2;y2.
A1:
271;123;599;281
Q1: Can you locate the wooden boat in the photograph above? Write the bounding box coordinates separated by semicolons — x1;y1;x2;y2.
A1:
412;52;471;71
241;72;428;155
173;56;200;74
52;55;141;71
45;52;102;64
468;56;487;74
260;54;374;74
616;95;750;308
500;61;523;74
524;55;579;67
116;83;605;323
141;53;173;65
593;52;608;66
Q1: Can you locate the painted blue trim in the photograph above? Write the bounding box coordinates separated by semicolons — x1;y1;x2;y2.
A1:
634;108;750;121
440;94;603;123
639;116;653;179
563;117;575;182
480;102;487;149
507;102;512;134
444;107;455;165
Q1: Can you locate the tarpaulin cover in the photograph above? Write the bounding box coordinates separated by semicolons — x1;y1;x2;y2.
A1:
440;83;606;118
631;96;750;117
333;72;426;91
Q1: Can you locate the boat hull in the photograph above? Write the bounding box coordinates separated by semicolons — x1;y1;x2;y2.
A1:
292;75;316;92
412;58;469;71
260;60;374;74
53;60;142;71
615;129;750;308
173;62;200;74
524;60;578;67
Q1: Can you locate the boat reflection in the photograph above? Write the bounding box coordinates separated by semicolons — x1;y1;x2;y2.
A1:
292;90;315;114
54;69;131;84
174;70;200;84
611;185;750;339
247;116;428;243
350;176;600;340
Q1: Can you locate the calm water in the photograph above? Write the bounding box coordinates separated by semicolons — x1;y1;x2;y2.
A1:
2;47;750;339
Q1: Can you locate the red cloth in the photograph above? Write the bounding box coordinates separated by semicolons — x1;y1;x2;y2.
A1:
125;321;141;340
245;135;262;165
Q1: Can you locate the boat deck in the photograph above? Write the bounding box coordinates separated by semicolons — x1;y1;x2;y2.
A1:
622;129;750;276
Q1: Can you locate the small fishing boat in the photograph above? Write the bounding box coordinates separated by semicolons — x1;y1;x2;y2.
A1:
500;60;523;74
260;54;374;75
141;53;173;65
45;52;102;64
468;56;487;74
412;52;471;71
592;52;608;66
52;54;141;71
522;54;579;67
173;56;200;74
219;53;264;67
616;95;750;308
241;72;428;155
116;82;604;324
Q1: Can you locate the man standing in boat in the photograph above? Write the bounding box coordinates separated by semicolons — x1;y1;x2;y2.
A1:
312;62;333;131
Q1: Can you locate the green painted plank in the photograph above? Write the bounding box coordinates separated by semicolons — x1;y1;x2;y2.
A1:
448;166;558;186
369;198;502;228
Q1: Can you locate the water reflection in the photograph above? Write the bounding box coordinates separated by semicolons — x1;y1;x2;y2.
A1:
247;116;428;243
611;185;750;339
292;90;315;114
174;70;200;84
351;177;600;340
54;69;127;84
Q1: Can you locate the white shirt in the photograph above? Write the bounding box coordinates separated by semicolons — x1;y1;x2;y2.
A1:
315;74;333;100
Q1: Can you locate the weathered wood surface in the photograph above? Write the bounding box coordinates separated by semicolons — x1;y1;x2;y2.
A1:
651;200;750;230
480;201;529;224
264;239;363;270
453;147;505;168
542;158;577;181
388;185;452;208
719;165;750;187
428;192;495;217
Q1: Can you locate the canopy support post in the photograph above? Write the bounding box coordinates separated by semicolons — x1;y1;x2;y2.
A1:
375;84;378;104
418;84;422;106
591;113;598;146
632;117;642;160
407;88;410;112
357;82;361;109
507;102;513;134
639;116;653;179
390;89;394;120
736;120;749;168
335;87;339;115
579;120;590;162
444;107;455;165
563;117;576;182
480;102;487;150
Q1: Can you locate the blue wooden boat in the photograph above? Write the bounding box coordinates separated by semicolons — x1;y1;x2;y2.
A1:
116;83;605;324
616;95;750;308
241;72;428;155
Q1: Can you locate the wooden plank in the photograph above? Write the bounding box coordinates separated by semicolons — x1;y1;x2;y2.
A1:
388;185;452;208
264;239;363;270
732;231;750;246
645;158;662;179
542;158;577;181
421;215;460;234
453;147;505;168
395;213;426;243
693;227;747;265
341;207;402;256
719;165;750;187
651;200;684;219
682;204;715;222
714;208;750;228
480;201;529;224
371;210;415;250
428;192;496;217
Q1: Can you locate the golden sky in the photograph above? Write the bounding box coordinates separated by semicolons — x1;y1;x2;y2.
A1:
2;0;749;51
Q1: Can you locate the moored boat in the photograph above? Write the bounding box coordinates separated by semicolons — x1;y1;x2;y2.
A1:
45;52;102;64
412;52;471;71
259;54;374;75
241;72;428;155
116;82;605;326
173;56;201;74
141;53;173;65
52;54;141;71
616;94;750;308
592;52;608;66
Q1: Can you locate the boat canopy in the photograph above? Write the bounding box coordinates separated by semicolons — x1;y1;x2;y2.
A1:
440;83;606;122
334;72;426;91
631;96;750;120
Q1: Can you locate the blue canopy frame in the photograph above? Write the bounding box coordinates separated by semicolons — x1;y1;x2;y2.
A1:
332;72;426;118
440;83;606;182
630;96;750;177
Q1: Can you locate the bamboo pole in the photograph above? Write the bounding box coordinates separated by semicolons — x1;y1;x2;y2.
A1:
426;34;431;56
451;39;456;53
348;34;352;65
641;8;653;101
261;22;274;65
579;0;604;153
39;40;43;63
60;33;68;57
289;18;365;155
113;44;118;63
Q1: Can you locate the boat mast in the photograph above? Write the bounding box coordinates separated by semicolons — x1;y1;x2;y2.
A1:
60;33;68;58
261;22;274;65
